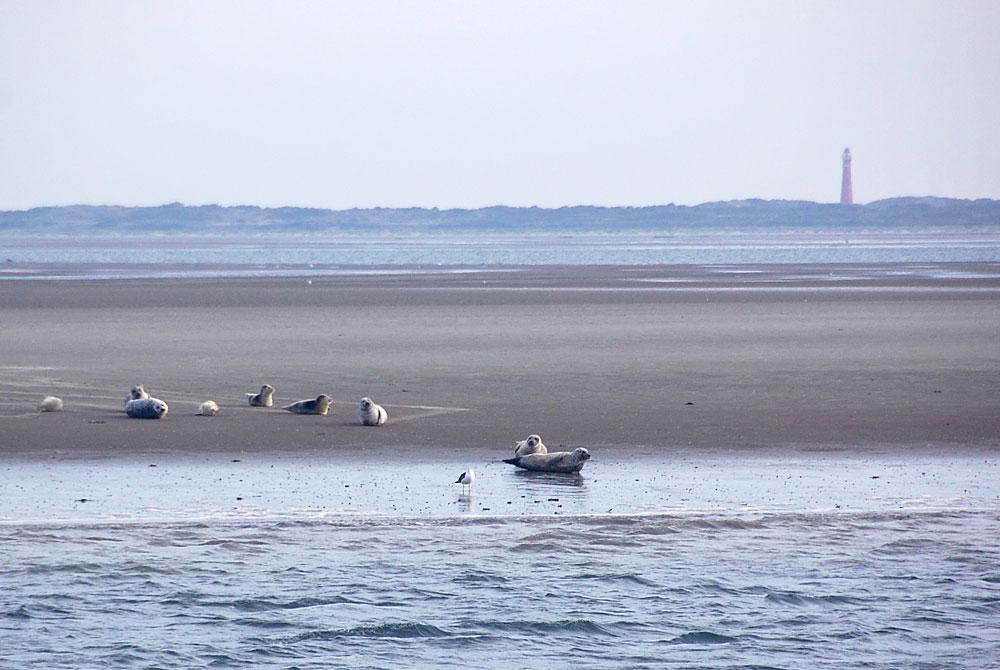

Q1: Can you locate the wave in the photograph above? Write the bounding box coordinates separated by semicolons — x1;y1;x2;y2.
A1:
462;618;616;636
291;622;451;640
0;507;992;537
667;631;738;645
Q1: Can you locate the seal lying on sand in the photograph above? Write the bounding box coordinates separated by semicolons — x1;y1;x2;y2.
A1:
38;395;63;412
125;397;169;419
513;433;546;456
197;400;220;416
124;384;148;408
358;397;388;426
246;384;275;407
282;394;332;415
503;447;591;473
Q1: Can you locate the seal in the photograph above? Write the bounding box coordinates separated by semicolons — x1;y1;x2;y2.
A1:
282;394;332;415
198;400;220;416
246;384;275;407
358;397;388;426
124;384;149;409
503;447;591;473
513;433;546;457
38;395;63;412
125;397;169;419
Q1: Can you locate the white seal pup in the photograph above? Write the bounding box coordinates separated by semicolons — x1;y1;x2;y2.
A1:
246;384;274;407
503;447;591;473
124;384;149;409
282;394;332;415
513;433;547;457
358;397;388;426
455;468;476;494
38;395;64;412
125;397;169;419
197;400;220;416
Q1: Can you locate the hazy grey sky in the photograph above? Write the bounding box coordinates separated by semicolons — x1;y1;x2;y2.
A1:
2;0;998;209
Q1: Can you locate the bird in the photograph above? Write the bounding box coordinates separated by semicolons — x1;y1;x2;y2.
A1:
455;468;476;495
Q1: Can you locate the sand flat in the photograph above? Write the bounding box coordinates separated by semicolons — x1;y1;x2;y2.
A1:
1;264;998;459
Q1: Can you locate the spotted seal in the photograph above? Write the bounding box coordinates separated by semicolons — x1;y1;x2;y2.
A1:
197;400;220;416
358;397;388;426
38;395;63;412
246;384;275;407
124;384;149;409
513;433;546;457
503;447;591;473
125;397;169;419
282;394;332;415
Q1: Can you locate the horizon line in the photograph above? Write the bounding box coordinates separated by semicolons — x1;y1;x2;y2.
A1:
3;195;995;214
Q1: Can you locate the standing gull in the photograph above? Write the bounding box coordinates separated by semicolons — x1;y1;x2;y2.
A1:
455;468;476;495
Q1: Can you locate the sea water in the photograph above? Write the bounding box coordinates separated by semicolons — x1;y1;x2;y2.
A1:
2;448;998;668
2;227;1000;275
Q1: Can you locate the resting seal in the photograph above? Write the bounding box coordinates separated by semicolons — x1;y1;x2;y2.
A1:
503;447;591;473
125;397;169;419
38;395;63;412
198;400;220;416
513;433;547;456
246;384;275;407
358;397;388;426
283;394;332;415
124;384;149;409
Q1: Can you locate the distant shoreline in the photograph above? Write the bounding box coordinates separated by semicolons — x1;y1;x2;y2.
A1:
2;197;999;235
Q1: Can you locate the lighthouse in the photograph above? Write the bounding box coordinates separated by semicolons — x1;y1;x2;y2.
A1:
840;148;853;205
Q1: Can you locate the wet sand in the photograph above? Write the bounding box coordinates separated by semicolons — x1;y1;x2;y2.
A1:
1;264;998;459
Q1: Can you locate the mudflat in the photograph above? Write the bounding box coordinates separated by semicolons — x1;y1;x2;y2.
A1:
1;264;998;459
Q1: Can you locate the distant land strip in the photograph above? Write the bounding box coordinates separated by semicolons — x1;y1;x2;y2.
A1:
1;197;998;234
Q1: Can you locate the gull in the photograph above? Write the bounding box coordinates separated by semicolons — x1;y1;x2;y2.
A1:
455;468;476;495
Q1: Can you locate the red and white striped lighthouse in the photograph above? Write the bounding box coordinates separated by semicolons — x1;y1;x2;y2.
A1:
840;148;853;205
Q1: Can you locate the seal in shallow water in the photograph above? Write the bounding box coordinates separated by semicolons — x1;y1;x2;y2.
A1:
282;394;332;415
246;384;274;407
503;447;591;473
125;397;169;419
513;433;546;456
358;397;388;426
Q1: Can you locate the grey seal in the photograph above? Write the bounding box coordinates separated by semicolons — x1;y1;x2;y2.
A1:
358;397;388;426
246;384;275;407
503;447;591;473
282;394;332;415
513;433;547;456
125;397;169;419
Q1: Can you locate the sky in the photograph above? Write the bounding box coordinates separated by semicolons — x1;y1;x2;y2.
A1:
1;0;999;210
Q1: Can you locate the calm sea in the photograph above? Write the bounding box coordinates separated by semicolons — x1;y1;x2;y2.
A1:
2;449;998;669
1;227;1000;278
